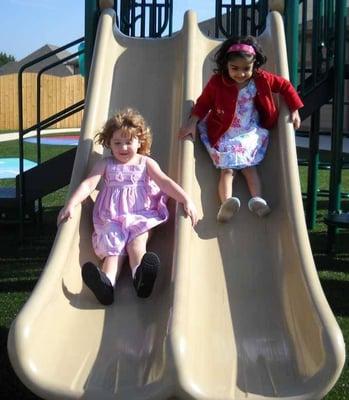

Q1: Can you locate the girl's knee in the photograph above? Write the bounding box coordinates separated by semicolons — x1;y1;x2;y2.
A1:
126;232;148;253
241;166;256;176
221;168;233;176
126;239;139;253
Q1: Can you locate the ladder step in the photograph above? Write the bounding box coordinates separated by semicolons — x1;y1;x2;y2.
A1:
324;213;349;228
0;187;16;199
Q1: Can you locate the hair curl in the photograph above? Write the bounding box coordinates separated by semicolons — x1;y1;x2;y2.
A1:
95;108;152;155
214;35;267;77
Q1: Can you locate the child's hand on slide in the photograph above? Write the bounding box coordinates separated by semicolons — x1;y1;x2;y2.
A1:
178;121;197;140
183;199;198;227
57;205;74;226
291;110;301;129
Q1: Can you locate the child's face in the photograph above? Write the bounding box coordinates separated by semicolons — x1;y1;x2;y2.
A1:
109;129;141;163
227;57;254;84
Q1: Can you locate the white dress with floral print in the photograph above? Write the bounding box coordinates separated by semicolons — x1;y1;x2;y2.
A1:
198;79;269;169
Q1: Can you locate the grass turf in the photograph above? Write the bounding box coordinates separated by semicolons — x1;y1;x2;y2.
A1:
0;142;348;399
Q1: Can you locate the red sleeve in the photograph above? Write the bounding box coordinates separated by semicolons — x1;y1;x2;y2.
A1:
262;70;304;112
191;75;216;119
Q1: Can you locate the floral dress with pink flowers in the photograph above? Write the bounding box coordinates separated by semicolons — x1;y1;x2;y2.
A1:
198;79;269;169
92;155;169;259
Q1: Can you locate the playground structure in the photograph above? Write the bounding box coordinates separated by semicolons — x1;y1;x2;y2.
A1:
7;1;346;399
0;0;348;250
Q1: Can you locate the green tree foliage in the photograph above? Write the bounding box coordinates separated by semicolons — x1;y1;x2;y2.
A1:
0;52;16;67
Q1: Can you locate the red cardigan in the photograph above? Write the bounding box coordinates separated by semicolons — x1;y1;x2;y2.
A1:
191;69;304;147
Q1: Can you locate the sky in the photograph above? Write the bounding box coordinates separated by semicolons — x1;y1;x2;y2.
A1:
0;0;215;60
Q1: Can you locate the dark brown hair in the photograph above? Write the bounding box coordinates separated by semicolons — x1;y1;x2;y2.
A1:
214;35;267;77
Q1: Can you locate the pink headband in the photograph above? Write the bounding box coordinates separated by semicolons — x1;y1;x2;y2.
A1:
227;44;256;55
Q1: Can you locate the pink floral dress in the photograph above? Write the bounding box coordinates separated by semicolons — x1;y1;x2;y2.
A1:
92;155;169;258
198;79;269;169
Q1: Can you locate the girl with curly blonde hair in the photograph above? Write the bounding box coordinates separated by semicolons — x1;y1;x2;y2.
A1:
58;108;197;305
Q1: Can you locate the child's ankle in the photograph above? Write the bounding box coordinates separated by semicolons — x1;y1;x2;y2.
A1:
131;264;140;279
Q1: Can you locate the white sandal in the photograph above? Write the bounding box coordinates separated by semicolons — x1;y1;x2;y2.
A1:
248;197;271;217
217;197;241;222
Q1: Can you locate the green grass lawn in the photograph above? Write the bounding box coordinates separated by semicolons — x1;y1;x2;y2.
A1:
0;142;348;399
0;136;74;161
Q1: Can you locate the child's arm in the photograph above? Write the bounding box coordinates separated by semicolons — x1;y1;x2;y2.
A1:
146;157;198;226
262;70;303;129
178;114;200;139
57;158;107;225
178;76;215;139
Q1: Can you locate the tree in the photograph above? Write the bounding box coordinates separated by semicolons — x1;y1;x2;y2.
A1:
0;52;16;67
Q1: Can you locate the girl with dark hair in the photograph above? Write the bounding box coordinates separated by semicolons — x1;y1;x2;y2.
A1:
179;35;303;222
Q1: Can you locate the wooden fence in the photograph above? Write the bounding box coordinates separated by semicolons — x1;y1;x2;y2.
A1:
0;72;84;131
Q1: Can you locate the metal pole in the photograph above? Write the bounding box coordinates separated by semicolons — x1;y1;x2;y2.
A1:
327;0;346;249
18;69;24;241
120;0;131;35
284;0;299;86
305;0;323;228
329;0;346;212
306;111;320;228
84;0;99;90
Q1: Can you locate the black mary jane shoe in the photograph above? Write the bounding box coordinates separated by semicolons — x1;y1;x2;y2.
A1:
81;262;114;305
133;252;160;298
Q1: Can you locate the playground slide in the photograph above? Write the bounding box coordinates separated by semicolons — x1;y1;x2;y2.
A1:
8;8;345;400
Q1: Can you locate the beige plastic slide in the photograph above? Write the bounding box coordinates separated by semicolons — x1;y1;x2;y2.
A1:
8;7;345;400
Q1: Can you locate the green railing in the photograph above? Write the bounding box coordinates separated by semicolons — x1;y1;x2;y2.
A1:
284;0;347;238
117;0;172;37
326;0;347;251
215;0;268;37
286;0;338;229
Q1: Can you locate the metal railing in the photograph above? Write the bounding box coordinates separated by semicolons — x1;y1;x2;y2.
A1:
17;37;85;238
215;0;268;37
115;0;173;37
296;0;336;95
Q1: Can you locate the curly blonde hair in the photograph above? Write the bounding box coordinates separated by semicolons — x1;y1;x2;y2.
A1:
95;108;152;155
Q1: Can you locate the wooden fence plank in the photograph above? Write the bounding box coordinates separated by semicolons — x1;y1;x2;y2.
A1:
0;72;84;130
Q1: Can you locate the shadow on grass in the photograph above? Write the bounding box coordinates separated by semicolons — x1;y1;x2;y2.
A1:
314;255;349;273
0;212;56;399
309;226;349;317
319;279;349;317
309;229;349;272
0;280;38;294
0;327;42;400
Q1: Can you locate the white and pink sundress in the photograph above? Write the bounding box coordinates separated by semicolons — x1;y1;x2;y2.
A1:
198;79;269;169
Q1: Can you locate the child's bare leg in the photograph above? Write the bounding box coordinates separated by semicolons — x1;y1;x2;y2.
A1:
101;255;126;286
217;169;240;222
241;166;262;197
127;231;159;298
218;168;234;203
242;166;271;217
127;231;149;271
